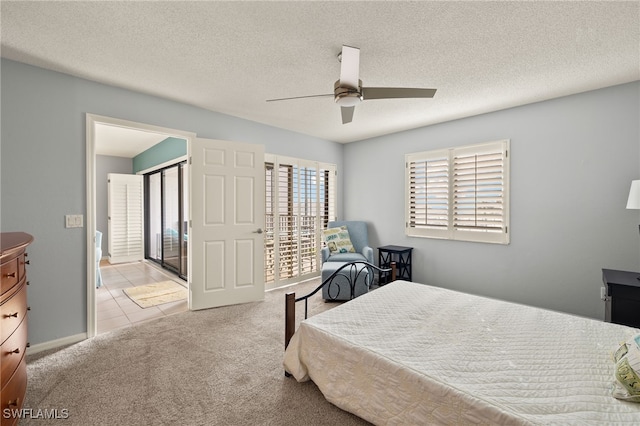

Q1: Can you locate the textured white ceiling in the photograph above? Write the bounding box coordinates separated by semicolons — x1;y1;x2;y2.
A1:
94;124;170;158
2;1;639;144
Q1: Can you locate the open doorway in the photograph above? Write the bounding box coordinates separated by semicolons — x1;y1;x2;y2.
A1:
86;114;196;337
88;115;267;335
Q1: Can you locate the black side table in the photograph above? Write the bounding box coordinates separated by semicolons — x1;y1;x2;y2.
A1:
378;245;413;284
602;269;640;328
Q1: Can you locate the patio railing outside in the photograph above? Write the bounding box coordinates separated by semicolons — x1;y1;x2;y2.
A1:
265;214;319;284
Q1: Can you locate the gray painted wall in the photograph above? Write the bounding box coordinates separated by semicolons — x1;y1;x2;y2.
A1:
343;81;640;320
2;56;637;345
1;59;343;345
96;155;134;256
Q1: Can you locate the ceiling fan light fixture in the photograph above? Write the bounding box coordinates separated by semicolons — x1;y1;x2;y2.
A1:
335;92;362;107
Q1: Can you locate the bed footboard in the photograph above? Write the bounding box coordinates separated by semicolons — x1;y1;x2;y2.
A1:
285;292;296;355
285;261;396;354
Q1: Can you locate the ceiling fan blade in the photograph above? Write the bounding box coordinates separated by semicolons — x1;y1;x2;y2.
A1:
339;45;360;89
266;93;333;102
361;87;437;100
341;106;355;124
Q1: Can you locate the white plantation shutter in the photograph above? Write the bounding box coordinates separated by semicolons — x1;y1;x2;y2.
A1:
298;166;317;275
264;163;276;283
108;173;144;263
453;141;509;243
320;166;336;229
406;140;509;244
264;155;337;287
278;163;297;279
407;150;450;239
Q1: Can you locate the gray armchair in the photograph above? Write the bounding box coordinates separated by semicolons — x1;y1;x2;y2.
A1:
321;221;374;264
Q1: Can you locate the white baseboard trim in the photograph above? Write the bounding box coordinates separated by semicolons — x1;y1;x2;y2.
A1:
27;333;87;355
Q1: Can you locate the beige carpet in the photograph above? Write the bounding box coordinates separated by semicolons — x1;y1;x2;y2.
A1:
24;279;370;426
123;280;187;308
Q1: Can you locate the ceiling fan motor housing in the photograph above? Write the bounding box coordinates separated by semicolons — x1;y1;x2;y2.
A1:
334;79;362;107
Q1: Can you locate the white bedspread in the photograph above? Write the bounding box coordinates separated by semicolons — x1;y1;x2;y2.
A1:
284;281;640;425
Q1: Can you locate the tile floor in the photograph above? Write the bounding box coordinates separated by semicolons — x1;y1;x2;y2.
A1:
96;260;188;334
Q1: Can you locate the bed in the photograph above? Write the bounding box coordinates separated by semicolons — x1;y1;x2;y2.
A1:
283;266;640;425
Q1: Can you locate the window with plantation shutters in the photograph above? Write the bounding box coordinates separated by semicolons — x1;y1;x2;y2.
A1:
406;140;509;244
264;155;337;288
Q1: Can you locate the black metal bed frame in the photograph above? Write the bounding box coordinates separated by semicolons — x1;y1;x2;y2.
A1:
284;261;396;358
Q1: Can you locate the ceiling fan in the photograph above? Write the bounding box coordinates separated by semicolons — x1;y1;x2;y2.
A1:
266;45;437;124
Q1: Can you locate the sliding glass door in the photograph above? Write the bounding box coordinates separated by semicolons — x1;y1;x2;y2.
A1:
163;166;180;271
145;162;187;279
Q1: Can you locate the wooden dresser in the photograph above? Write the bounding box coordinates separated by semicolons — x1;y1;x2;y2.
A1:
1;232;33;426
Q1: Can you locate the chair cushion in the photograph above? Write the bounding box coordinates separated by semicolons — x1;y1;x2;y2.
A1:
322;226;355;254
324;252;367;263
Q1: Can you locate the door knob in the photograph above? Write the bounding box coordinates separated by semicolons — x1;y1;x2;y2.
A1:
253;228;263;234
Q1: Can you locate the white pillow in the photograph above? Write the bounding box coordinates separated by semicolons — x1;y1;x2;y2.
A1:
612;333;640;402
322;226;355;254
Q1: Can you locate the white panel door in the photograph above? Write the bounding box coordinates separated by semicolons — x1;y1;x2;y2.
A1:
107;173;144;264
189;138;265;310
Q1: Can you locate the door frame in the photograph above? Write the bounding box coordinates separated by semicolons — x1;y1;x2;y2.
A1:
85;113;196;338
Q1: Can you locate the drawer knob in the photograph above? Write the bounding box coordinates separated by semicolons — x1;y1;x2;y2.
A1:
9;348;20;354
4;272;16;278
25;260;30;265
4;312;18;318
7;399;19;408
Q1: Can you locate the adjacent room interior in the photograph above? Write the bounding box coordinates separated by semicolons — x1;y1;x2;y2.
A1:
94;123;190;334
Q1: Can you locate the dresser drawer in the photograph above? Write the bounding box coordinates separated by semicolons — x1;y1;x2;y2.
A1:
0;284;27;345
0;258;19;296
17;254;26;285
0;318;27;387
0;356;26;426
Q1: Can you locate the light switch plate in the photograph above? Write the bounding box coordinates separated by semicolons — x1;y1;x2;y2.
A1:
65;214;84;228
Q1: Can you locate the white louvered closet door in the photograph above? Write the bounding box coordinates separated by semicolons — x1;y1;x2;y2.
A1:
108;173;144;264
